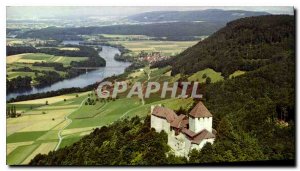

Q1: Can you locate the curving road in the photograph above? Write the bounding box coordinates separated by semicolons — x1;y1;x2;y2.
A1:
54;68;152;150
54;97;88;151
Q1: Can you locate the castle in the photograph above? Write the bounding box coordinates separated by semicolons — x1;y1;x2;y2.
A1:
150;101;216;157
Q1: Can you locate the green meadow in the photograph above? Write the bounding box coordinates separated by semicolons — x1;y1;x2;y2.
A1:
188;68;224;83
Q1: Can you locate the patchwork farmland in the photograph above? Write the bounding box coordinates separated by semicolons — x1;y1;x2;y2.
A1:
6;66;199;165
6;53;88;84
108;39;198;56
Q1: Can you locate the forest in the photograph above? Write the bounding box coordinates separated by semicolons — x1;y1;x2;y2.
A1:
6;76;32;93
153;15;295;78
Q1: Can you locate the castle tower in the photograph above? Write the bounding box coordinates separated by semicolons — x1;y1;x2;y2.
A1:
188;101;213;133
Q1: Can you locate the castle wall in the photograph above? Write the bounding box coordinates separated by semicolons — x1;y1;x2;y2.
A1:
151;115;170;133
189;117;212;133
191;138;215;151
168;130;186;157
167;131;192;157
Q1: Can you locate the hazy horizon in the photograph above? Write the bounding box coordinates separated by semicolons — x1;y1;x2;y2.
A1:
7;6;294;20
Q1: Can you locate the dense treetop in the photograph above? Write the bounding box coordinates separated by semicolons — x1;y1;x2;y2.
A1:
167;15;294;77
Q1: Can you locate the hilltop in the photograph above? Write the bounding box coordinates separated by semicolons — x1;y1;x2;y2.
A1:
127;9;269;23
15;10;271;41
161;15;294;77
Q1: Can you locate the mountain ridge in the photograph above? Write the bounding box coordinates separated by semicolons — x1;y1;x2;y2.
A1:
166;15;294;77
127;9;270;23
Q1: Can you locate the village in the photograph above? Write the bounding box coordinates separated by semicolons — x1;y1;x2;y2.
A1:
137;51;171;64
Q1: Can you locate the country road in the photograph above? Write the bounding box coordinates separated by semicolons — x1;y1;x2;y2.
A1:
54;97;88;151
55;69;152;150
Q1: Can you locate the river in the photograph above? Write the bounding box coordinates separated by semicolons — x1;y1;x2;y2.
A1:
6;46;131;100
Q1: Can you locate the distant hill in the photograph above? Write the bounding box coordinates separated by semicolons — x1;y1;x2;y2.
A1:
127;9;269;23
165;15;294;77
17;22;224;41
17;10;270;41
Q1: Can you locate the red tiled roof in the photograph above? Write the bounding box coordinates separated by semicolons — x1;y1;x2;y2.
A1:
151;103;216;145
170;114;188;128
182;128;216;144
181;118;189;128
182;128;197;137
152;106;177;123
189;101;212;118
191;129;215;145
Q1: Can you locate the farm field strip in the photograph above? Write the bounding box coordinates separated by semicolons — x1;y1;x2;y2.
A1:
6;53;87;65
11;93;87;105
108;40;198;56
21;142;58;164
6;53;88;82
7;141;34;155
61;126;96;136
6;92;193;164
6;92;91;165
7;143;40;165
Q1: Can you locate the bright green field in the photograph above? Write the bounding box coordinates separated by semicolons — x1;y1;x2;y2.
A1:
70;99;107;119
7;131;47;143
7;144;40;165
188;68;224;83
229;70;246;79
67;97;142;129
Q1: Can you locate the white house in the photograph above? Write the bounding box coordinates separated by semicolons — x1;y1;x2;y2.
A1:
150;101;216;158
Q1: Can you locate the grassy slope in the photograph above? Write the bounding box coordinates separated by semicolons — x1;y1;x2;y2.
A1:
188;68;224;83
229;70;246;79
6;66;199;164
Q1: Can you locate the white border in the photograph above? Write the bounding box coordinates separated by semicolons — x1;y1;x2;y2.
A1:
1;0;298;171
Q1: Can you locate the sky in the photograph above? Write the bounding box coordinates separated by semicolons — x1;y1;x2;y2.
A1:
7;6;294;20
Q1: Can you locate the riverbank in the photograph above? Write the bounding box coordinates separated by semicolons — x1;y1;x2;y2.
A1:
7;46;131;101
